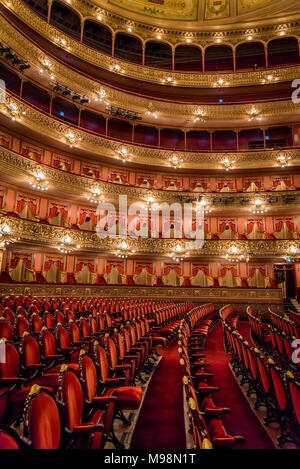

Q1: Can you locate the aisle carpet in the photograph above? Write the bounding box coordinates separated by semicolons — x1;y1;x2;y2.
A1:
204;321;275;449
130;340;186;449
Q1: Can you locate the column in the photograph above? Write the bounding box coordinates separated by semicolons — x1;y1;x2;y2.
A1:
47;0;52;23
265;46;269;68
80;21;84;43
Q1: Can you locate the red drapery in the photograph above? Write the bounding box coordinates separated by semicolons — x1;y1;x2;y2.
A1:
10;256;31;269
218;182;234;190
135;265;153;274
244;180;261;190
76;262;94;273
192;266;209;276
219;221;235;233
220;266;238;277
248;267;266;278
247;221;264;233
163;265;181;276
275;220;295;232
82;167;100;179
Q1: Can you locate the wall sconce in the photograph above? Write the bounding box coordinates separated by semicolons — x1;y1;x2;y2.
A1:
87;187;104;204
168;153;183;169
58;235;80;253
64;131;81;148
221;157;235;171
249;199;268;214
28;172;49;191
276;154;291;168
117;147;132;163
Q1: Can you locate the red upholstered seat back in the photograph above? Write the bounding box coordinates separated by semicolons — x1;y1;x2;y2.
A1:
55;310;65;325
107;337;118;369
70;322;81;342
90;317;98;334
116;333;126;359
256;354;270;394
31;314;43;335
44;312;55;329
66;310;75;322
22;335;41;366
80;354;97;402
41;330;57;357
57;325;70;349
80;319;90;338
24;390;61;449
60;369;83;431
16;316;30;338
0;319;14;341
94;344;109;382
16;307;28;319
0;342;20;378
288;379;300;425
0;429;20;449
247;348;258;381
270;366;287;411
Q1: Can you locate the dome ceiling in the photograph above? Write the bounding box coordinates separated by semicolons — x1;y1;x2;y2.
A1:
96;0;298;26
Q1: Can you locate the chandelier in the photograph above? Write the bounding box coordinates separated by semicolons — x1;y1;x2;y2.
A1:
221;157;235;171
87;187;104;204
116;147;132;163
225;245;249;263
247;107;262;122
28;172;49;191
58;235;80;254
170;245;189;262
109;64;125;74
161;76;177;85
0;224;19;246
64;131;81;148
168;153;183;169
193;109;205;123
262;74;279;84
249;199;268;214
197;199;212;214
95;89;106;102
213;77;229;87
115;240;135;258
276;154;291;168
1;101;25;121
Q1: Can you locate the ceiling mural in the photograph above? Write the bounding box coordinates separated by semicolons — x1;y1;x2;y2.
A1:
108;0;198;20
237;0;276;14
205;0;230;19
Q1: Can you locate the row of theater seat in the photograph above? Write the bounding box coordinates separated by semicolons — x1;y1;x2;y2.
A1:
178;304;244;449
247;307;300;375
0;296;192;448
221;305;300;447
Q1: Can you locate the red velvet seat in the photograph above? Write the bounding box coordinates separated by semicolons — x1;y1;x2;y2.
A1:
0;426;21;449
23;386;61;449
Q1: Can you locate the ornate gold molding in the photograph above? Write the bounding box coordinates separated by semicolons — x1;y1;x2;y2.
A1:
1;13;300;127
2;94;300;170
0;282;282;303
1;146;300;213
1;214;299;258
4;1;300;88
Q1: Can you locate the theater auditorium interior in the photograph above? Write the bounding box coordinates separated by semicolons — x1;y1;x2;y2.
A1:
1;0;300;453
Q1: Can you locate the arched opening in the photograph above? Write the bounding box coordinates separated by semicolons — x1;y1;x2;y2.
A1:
83;20;112;56
268;37;299;67
265;127;293;148
50;1;81;41
134;125;158;146
236;42;265;70
145;41;172;69
80;110;106;135
107;118;132;142
186;131;210;150
212;131;237;150
204;45;234;71
160;129;184;149
22;82;50;112
51;97;79;125
20;0;48;20
0;63;21;95
114;33;143;64
238;129;264;150
174;45;202;71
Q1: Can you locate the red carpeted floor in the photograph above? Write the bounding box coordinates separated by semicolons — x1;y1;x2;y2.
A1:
204;321;275;449
130;340;186;449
